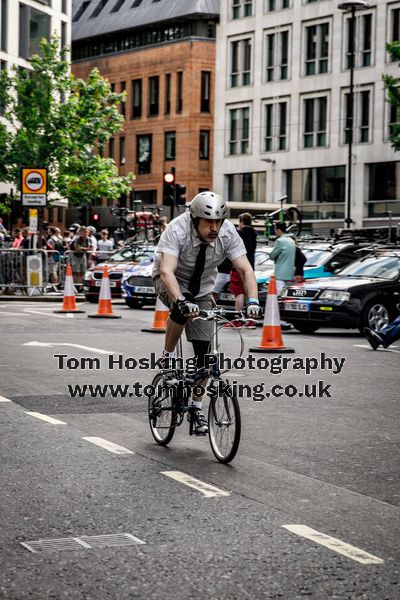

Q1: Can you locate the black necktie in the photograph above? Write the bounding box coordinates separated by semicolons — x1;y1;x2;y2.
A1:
188;242;208;297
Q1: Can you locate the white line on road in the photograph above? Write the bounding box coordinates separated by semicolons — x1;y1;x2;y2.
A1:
161;471;230;498
23;341;115;355
282;524;384;565
0;311;30;316
82;437;134;455
354;344;400;354
0;395;12;402
25;412;67;425
23;309;69;319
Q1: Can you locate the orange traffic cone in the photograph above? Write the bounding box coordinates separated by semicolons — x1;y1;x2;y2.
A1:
54;263;85;313
141;296;169;333
250;275;294;353
88;265;121;319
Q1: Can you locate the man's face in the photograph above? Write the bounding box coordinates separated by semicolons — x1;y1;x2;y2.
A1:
79;228;88;238
197;218;222;242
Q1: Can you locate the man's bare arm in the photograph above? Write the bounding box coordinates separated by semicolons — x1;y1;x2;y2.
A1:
159;253;182;302
232;255;258;300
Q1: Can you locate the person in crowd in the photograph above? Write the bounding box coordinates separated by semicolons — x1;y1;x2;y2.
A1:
69;226;93;286
62;230;73;249
363;310;400;350
0;217;7;236
270;222;296;296
292;236;307;283
11;228;23;248
47;227;64;285
20;228;31;250
96;229;115;262
225;212;258;329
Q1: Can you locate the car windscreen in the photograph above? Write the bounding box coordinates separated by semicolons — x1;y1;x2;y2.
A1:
302;248;331;266
109;249;153;262
338;255;400;280
254;251;272;269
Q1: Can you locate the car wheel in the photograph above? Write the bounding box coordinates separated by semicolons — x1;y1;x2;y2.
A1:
126;299;143;309
293;323;320;334
360;301;390;332
85;295;98;304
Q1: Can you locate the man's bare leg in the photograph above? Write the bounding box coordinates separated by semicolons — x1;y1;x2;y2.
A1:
164;317;185;352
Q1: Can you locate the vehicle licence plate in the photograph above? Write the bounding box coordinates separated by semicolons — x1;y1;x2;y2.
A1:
133;286;154;294
95;280;117;287
220;293;234;301
284;302;309;312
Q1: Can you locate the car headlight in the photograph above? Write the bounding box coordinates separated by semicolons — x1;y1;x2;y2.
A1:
84;271;95;280
319;290;350;302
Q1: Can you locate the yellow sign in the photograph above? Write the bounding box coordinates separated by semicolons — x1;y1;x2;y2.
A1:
22;168;47;194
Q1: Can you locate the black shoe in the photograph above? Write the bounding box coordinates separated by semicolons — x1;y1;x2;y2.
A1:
190;408;208;434
363;327;383;351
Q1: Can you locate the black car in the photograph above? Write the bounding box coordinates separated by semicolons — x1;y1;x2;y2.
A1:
279;250;400;333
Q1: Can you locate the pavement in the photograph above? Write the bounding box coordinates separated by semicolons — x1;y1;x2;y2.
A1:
0;300;399;599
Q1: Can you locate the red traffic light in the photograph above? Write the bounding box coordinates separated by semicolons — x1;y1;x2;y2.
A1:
92;213;100;222
163;172;175;184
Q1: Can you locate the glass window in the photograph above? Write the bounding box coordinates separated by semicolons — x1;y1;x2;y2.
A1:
201;71;210;112
176;71;183;113
165;73;171;114
132;79;142;119
344;89;371;144
137;134;152;174
19;4;51;59
345;12;374;69
305;22;329;76
286;166;345;204
265;28;289;82
227;172;266;202
391;7;400;57
303;97;327;148
62;0;68;14
229;107;250;155
199;130;210;159
61;21;67;49
263;99;288;152
120;81;126;117
369;162;398;201
119;137;125;165
230;38;252;87
73;0;90;21
109;137;115;159
57;207;63;222
1;0;7;52
232;0;253;19
148;76;159;116
266;0;290;12
165;131;176;160
91;0;109;18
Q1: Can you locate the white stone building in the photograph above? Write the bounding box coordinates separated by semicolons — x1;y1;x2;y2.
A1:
213;0;400;233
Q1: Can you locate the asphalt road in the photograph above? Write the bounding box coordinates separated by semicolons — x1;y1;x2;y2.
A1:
0;299;399;599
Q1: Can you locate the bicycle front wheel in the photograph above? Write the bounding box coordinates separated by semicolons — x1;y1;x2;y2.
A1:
208;380;241;464
148;373;176;446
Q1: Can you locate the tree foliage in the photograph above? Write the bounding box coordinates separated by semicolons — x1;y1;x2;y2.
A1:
0;37;134;212
383;42;400;152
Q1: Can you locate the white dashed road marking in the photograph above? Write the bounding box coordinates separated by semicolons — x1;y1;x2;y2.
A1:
82;437;134;455
282;524;384;565
354;344;400;354
25;412;67;425
0;395;12;402
162;471;230;498
24;341;115;354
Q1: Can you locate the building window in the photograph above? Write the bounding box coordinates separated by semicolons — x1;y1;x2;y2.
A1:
19;4;51;59
73;0;90;22
286;166;345;205
229;106;250;155
232;0;253;19
165;73;171;114
227;172;266;203
91;0;109;18
164;131;176;161
264;99;288;152
132;79;142;119
119;137;125;165
120;81;126;117
137;134;152;174
48;207;54;223
199;130;210;159
390;6;400;61
109;137;115;159
148;76;159;116
61;21;67;49
265;28;289;82
200;71;210;112
369;162;398;202
230;38;252;87
343;88;372;144
57;207;63;222
62;0;68;14
303;96;328;148
388;102;398;140
265;0;290;12
1;0;7;52
176;71;183;113
0;60;7;116
345;12;374;69
305;22;329;76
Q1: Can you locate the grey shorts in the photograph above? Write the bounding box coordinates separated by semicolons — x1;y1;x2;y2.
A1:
153;277;214;342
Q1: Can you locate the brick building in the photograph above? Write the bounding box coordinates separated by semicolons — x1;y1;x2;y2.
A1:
71;0;219;214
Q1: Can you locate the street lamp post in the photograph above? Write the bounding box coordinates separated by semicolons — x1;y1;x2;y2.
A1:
338;0;369;229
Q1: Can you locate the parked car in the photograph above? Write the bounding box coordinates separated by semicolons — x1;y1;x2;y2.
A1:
83;245;154;303
279;249;400;333
121;258;156;308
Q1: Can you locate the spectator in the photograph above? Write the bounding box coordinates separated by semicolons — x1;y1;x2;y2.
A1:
11;228;23;248
225;213;257;329
69;226;93;286
47;226;64;285
96;229;114;262
0;217;7;236
363;310;400;350
292;236;307;283
21;228;31;250
62;230;73;249
270;222;296;296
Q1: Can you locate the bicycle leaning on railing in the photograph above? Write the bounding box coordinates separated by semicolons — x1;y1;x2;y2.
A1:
147;308;255;464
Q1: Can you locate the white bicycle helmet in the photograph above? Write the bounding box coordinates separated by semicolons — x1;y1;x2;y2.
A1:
190;192;228;220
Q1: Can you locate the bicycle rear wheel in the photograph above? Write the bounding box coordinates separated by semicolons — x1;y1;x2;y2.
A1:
285;207;302;236
148;373;176;446
208;379;241;464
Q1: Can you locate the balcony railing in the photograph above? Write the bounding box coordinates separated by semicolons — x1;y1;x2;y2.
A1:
367;200;400;218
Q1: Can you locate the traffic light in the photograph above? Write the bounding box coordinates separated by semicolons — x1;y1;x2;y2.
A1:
175;183;186;206
163;171;175;206
92;212;100;224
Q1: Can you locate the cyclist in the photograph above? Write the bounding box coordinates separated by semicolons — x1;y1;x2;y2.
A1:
152;191;260;434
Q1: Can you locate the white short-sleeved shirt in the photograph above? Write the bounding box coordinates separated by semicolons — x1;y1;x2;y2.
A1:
152;212;246;298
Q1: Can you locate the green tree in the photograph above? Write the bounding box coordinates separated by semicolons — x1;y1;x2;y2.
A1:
0;37;134;214
383;42;400;152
